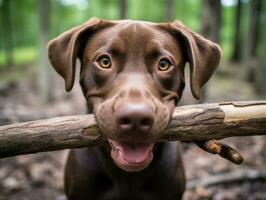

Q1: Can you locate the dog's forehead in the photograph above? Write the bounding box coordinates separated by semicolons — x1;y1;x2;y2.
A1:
111;22;164;50
99;21;162;45
85;20;180;58
114;20;157;31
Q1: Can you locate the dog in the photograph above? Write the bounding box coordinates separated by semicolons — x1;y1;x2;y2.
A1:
48;18;222;200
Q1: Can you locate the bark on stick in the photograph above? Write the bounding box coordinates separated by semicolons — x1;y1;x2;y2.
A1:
0;101;266;158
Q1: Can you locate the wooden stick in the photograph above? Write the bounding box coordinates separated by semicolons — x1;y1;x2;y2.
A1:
0;101;266;158
164;101;266;141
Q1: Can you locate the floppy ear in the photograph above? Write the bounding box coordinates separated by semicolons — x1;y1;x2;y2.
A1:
169;21;222;99
48;17;103;92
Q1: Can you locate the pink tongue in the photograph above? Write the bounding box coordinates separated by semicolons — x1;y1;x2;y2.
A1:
120;144;152;163
111;140;153;164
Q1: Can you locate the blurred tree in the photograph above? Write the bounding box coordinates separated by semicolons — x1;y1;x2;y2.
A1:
245;0;262;58
165;0;173;21
231;0;243;62
1;0;13;66
244;0;262;82
200;0;221;43
251;0;262;57
119;0;127;19
256;9;266;95
200;0;221;102
38;0;53;102
12;0;38;47
51;0;64;36
255;1;266;95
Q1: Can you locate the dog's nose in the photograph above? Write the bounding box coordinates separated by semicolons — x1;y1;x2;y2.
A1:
116;103;154;133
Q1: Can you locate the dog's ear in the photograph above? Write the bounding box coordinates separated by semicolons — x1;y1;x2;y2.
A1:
48;18;109;92
169;21;222;99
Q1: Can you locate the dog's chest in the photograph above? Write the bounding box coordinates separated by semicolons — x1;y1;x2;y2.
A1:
97;180;172;200
95;143;180;200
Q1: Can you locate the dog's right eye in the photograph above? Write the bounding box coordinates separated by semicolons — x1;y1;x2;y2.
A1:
158;58;172;71
97;56;111;69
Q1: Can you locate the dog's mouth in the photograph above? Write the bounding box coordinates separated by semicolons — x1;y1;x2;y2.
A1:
107;139;154;172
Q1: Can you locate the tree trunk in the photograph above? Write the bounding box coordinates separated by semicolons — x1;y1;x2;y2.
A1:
256;11;266;95
0;101;265;158
251;0;262;57
38;0;53;102
244;0;262;82
231;0;242;62
200;0;221;102
200;0;221;43
1;0;13;66
165;0;173;21
119;0;127;19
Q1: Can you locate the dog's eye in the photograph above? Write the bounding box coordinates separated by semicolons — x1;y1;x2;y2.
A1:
158;59;171;71
98;56;111;68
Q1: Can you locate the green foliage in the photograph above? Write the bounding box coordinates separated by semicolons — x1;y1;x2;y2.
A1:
0;46;37;68
220;2;249;59
173;0;200;31
90;0;119;20
11;0;38;47
127;0;164;22
221;6;235;58
0;0;261;67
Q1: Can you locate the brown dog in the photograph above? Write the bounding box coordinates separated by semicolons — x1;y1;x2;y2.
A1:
48;18;221;200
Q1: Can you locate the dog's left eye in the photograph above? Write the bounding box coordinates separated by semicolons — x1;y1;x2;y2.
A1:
158;58;171;71
98;56;111;68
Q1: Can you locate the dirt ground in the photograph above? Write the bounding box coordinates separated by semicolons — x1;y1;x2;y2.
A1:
0;62;266;200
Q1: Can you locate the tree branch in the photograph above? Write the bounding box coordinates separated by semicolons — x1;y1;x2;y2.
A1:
0;101;266;158
187;168;266;189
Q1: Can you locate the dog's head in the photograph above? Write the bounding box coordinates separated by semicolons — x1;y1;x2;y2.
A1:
48;18;221;172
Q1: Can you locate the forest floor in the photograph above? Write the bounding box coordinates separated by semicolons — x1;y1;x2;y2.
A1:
0;62;266;200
